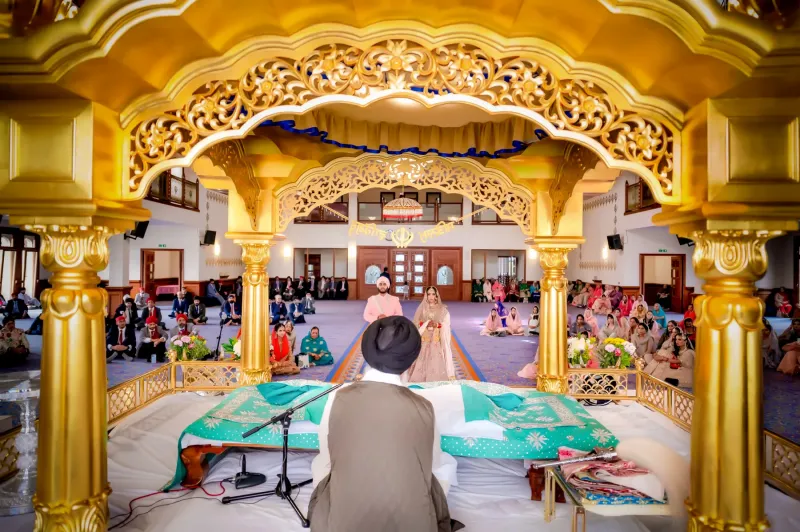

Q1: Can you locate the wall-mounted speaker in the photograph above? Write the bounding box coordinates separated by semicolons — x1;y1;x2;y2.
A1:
606;234;623;250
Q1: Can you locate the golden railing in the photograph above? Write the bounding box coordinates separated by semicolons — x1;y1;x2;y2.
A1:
0;364;797;500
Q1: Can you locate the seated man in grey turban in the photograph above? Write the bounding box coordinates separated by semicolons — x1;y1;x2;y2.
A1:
309;316;463;532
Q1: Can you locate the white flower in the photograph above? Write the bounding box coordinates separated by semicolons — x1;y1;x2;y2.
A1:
173;340;183;347
171;335;180;342
591;428;613;444
605;344;615;353
527;432;548;450
233;342;241;355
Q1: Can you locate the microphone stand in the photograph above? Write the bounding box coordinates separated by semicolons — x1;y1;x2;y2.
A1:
212;318;225;360
221;383;345;528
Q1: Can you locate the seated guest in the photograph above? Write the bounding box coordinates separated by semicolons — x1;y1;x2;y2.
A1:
472;279;487;302
271;276;284;299
653;326;678;360
634;294;649;312
137;298;164;330
613;308;629;339
295;276;307;299
303;292;316;314
626;317;641;341
335;276;349;300
0;316;31;367
300;326;333;366
775;287;793;318
507;280;520;303
222;294;242;326
777;319;800;376
206;279;226;306
0;294;6;316
116;296;138;330
480;308;507;336
592;294;612;316
491;279;506;302
518;282;530;303
506;307;525;336
270;294;288;325
569;313;593;337
482;278;492;302
643;310;661;340
308;316;462;532
188;296;208;324
609;285;623;310
4;293;29;319
137;316;168;362
618;294;633;317
270;323;300;375
631;322;656;358
17;287;41;308
530;281;541;303
282;276;295;301
169;289;189;318
284;320;298;353
683;303;696;322
571;283;591;307
106;315;135;362
652;303;667;329
656;321;679;350
289;297;305;324
25;314;43;335
762;318;782;370
644;333;694;387
586;284;604;309
631;303;647;322
598;314;623;342
235;276;243;299
527;305;540;336
307;276;317;297
134;287;150;309
680;317;696;345
656;285;672;310
169;313;194;339
584;309;600;337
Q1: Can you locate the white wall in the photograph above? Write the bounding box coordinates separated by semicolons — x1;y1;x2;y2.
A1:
276;198;540;282
643;255;671;285
153;250;181;279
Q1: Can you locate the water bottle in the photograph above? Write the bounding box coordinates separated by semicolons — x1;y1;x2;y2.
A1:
150;354;156;364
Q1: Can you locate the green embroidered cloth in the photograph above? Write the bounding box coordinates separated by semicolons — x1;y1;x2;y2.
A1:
165;380;618;489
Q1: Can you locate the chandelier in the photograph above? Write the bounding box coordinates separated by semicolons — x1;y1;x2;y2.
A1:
383;196;424;221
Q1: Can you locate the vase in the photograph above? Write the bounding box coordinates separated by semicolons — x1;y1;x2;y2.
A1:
0;375;39;516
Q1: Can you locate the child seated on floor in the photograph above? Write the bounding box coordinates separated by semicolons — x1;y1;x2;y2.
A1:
299;326;333;367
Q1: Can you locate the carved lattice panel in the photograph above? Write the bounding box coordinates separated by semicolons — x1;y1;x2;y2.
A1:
144;365;171;402
182;364;239;388
770;438;800;496
641;376;667;412
671;390;694;428
277;154;534;234
567;372;629;396
107;381;139;421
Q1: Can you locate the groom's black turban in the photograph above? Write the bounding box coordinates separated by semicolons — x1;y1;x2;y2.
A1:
361;316;421;375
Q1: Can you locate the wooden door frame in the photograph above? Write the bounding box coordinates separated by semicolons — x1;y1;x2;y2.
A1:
140;248;184;291
794;236;800;304
638;253;686;310
357;245;464;300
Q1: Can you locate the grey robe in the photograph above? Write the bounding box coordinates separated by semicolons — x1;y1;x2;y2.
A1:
308;381;461;532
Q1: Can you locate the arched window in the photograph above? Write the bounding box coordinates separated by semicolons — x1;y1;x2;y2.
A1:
436;265;454;286
364;265;381;285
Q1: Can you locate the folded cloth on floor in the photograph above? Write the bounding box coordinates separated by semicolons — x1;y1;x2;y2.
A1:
165;380;619;489
557;447;666;504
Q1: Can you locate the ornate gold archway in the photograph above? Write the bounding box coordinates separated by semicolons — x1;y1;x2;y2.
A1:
275;153;536;234
127;34;680;205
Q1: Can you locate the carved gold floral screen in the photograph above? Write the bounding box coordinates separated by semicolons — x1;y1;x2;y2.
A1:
129;40;677;202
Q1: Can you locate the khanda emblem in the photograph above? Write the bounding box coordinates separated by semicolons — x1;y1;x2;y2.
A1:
392;226;414;248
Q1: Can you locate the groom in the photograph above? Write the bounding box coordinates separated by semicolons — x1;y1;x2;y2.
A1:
363;276;403;323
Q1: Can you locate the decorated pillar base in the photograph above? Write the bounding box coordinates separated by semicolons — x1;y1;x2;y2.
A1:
27;225;116;532
533;239;579;395
686;229;779;532
233;235;276;386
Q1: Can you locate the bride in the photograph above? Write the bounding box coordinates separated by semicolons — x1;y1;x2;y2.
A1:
403;286;456;382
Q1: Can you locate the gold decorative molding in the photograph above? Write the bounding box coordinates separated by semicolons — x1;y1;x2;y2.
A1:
583;193;616;212
206;190;229;205
550;144;600;234
28;225;114;272
205;257;244;268
129;39;676;202
578;260;617;271
34;485;111;532
204;140;260;230
723;0;799;30
690;229;779;283
276;153;535;235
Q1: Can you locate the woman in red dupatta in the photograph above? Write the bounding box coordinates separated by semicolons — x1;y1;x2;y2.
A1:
586;284;604;309
270;323;300;375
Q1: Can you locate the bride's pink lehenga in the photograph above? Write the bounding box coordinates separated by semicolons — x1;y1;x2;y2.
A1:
403;295;456;382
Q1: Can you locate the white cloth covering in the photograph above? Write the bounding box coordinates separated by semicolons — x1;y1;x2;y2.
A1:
11;392;787;532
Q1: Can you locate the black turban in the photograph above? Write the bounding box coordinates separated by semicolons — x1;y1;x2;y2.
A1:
361;316;421;375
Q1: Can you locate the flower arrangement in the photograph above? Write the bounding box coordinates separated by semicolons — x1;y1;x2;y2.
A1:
597;337;636;369
169;333;211;361
567;336;597;368
221;337;241;361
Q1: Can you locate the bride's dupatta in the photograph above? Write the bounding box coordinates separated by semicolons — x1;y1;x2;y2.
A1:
409;296;456;381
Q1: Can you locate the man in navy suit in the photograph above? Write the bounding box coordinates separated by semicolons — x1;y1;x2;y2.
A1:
106;315;136;362
222;294;242;326
137;298;165;330
270;294;289;325
169;288;189;318
4;293;29;319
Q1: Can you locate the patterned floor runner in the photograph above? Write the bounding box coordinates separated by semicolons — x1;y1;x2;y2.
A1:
325;329;483;383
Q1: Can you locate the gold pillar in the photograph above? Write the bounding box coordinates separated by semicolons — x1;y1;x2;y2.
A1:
234;236;275;385
30;224;115;531
686;229;779;532
532;240;578;394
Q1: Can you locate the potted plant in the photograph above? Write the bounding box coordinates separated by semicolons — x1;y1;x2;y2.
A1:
168;333;211;362
567;335;597;368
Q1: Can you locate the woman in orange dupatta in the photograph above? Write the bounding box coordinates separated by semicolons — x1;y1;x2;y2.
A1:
270;323;300;375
